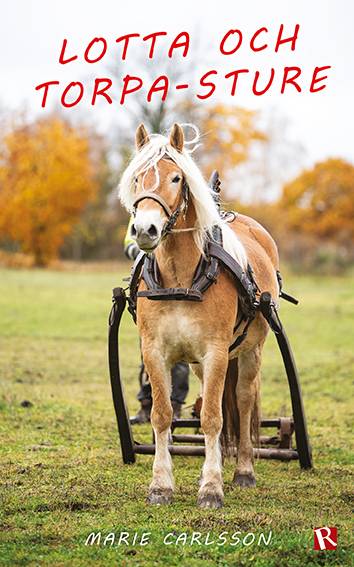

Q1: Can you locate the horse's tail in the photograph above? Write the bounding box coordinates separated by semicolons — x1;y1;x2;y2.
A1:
221;358;260;456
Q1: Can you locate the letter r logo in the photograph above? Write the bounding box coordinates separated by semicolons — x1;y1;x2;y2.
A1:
313;527;337;550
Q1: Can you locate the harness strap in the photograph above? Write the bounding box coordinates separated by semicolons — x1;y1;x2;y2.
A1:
276;270;299;305
137;245;218;302
208;241;257;315
138;288;203;301
127;251;146;322
228;316;255;352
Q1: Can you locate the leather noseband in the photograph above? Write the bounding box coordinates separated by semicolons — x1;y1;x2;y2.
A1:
132;191;173;219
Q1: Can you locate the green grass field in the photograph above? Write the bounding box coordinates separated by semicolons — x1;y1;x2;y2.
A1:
0;264;353;566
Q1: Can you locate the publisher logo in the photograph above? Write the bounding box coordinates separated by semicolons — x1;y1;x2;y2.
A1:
313;527;337;550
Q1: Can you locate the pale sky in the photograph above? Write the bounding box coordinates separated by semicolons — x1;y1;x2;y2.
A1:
0;0;353;172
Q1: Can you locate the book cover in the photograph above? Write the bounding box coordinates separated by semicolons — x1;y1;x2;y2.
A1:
0;1;352;566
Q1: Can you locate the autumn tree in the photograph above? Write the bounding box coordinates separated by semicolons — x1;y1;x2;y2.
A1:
199;104;266;181
0;117;97;265
231;111;306;204
175;100;267;193
278;158;354;247
60;130;119;261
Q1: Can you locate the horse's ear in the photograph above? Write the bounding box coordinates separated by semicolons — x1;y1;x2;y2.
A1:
135;123;150;150
170;123;184;152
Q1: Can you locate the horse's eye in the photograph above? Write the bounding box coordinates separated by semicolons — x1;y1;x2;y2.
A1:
134;177;138;184
172;175;181;183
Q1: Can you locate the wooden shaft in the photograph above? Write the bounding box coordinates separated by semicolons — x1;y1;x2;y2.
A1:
134;444;298;461
171;434;280;446
171;417;289;429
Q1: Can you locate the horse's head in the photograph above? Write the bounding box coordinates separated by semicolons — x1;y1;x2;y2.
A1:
130;123;187;252
119;122;227;258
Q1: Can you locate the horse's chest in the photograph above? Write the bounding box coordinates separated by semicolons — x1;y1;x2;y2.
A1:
156;310;204;360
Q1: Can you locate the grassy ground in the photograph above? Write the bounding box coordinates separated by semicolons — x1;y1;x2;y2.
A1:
0;263;353;566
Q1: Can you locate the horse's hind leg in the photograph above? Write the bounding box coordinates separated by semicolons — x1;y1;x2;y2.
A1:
198;351;229;509
144;351;174;505
234;344;262;488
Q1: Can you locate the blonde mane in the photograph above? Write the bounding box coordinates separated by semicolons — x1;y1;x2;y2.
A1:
118;128;247;268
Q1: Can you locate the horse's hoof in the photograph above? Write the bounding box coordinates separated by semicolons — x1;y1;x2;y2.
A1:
147;488;173;505
197;492;224;509
233;473;256;488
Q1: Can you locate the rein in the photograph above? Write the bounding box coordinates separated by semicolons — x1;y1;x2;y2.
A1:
169;227;198;233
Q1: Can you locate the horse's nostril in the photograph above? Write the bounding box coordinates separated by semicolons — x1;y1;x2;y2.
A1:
147;224;158;238
131;223;137;237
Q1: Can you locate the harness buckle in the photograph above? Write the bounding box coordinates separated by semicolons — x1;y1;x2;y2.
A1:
206;271;217;282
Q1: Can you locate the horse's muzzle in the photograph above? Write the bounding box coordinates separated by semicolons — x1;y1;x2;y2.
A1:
133;228;160;252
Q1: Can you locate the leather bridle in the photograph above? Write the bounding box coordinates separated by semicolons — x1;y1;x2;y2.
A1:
132;178;190;237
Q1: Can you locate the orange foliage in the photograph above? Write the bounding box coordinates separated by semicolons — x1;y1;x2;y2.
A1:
0;117;97;265
278;158;354;244
199;104;266;179
177;101;266;180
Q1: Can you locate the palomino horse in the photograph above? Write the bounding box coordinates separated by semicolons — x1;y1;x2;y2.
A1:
119;123;279;508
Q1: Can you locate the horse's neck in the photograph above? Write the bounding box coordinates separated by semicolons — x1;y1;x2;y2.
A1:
155;203;201;288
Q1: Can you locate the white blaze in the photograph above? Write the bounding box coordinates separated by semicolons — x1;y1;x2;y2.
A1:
133;208;165;236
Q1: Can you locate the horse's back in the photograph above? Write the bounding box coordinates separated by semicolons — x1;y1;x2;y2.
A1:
229;214;279;294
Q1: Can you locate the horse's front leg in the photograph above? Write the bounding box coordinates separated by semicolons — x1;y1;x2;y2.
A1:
143;349;174;505
198;350;229;509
